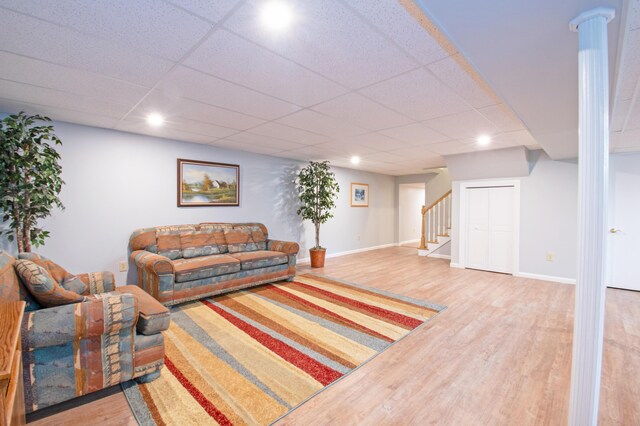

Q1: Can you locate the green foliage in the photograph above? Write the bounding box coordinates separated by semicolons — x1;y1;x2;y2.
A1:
0;111;64;252
295;161;339;249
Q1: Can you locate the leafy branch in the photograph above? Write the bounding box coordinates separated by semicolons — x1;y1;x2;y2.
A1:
0;111;64;252
295;161;339;250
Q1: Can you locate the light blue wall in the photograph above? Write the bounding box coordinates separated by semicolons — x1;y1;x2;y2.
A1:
0;119;396;284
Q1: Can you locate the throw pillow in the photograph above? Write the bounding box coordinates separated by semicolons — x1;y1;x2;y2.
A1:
14;259;85;307
224;228;267;253
18;252;89;295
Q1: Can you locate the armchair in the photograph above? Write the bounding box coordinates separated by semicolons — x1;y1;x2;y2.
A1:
0;251;169;413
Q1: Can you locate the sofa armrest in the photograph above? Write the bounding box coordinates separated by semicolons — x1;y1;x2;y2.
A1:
76;271;116;294
22;292;138;350
131;250;175;301
267;239;300;255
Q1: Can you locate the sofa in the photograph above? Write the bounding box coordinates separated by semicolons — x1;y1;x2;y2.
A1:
129;222;299;306
0;250;169;413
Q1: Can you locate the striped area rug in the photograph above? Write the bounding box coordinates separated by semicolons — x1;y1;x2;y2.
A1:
123;273;446;425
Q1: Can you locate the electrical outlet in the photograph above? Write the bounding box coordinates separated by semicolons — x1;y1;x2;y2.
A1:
119;260;128;272
546;253;554;262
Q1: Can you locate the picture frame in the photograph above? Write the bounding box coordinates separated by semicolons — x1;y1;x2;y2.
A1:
177;159;240;207
350;182;369;207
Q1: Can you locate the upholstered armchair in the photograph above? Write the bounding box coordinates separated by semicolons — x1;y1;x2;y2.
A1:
0;251;169;413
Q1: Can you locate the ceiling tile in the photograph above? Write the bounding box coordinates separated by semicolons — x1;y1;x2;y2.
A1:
413;140;471;155
378;121;449;145
491;130;538;146
312;141;378;156
164;0;242;23
630;0;640;31
477;103;526;132
387;144;439;159
277;145;342;161
226;132;307;151
622;98;640;131
184;29;348;106
361;151;407;163
210;139;283;155
1;0;213;61
115;119;217;144
340;132;412;151
615;28;640;101
424;110;498;140
611;99;631;132
130;90;266;130
248;122;330;145
427;55;496;108
159;66;300;120
341;0;450;65
223;0;419;89
276;110;367;137
0;79;132;118
0;97;121;129
360;68;472;121
0;51;149;107
0;9;174;86
311;93;413;130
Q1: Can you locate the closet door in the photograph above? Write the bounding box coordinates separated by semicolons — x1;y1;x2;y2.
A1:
487;187;514;273
465;186;515;274
466;188;490;270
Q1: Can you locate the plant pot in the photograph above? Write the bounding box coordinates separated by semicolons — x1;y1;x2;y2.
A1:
309;248;326;268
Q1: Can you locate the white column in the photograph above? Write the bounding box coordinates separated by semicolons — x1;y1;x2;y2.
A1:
568;7;614;426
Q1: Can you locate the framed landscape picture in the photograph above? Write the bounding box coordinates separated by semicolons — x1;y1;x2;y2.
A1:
178;159;239;207
350;182;369;207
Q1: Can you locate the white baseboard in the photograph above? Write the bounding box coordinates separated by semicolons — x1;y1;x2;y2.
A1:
449;262;465;269
514;272;576;285
297;243;398;264
399;239;420;245
429;253;451;260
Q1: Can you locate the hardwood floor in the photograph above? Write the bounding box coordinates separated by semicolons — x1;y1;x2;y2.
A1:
29;246;640;425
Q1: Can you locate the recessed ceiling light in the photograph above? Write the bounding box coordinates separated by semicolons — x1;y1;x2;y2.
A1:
351;156;361;165
261;1;293;32
477;135;491;146
147;113;164;127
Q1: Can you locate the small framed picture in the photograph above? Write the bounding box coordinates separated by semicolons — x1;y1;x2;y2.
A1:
350;182;369;207
178;159;240;207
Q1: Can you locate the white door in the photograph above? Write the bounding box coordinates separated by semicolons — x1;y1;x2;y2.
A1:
466;186;515;274
608;165;640;291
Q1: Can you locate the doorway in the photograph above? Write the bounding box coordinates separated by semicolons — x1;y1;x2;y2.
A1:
608;156;640;291
399;183;425;247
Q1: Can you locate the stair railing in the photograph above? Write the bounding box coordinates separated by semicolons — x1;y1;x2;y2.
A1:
419;190;452;250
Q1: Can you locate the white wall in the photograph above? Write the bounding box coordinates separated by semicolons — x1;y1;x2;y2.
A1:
0;120;396;283
398;184;425;243
450;150;579;281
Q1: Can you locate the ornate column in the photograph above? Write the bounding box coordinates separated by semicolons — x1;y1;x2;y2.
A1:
568;7;615;426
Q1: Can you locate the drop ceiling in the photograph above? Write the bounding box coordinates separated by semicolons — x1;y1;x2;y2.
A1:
2;0;601;176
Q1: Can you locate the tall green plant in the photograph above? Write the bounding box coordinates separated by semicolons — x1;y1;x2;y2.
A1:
0;112;64;252
296;161;340;250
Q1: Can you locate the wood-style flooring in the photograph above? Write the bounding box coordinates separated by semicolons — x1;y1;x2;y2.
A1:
28;246;640;425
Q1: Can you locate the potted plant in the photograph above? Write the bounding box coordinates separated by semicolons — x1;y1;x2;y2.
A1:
296;160;340;268
0;112;64;252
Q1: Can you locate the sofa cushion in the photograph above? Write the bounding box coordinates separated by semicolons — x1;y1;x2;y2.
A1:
115;285;170;335
14;259;85;307
173;254;241;283
180;230;228;258
230;251;288;271
225;226;267;253
18;252;89;295
156;225;196;259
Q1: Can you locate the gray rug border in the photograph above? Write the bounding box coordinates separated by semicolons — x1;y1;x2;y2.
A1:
121;273;448;426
